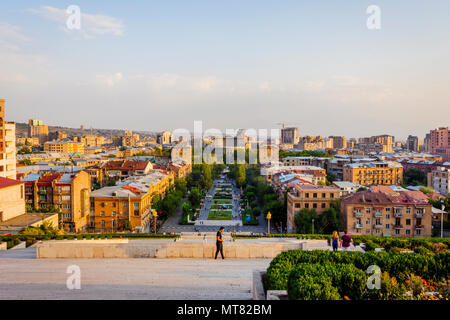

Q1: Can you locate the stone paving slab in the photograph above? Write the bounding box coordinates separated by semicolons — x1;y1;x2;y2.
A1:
0;258;270;300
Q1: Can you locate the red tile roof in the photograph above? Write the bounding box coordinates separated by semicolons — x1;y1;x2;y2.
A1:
104;160;149;171
0;177;24;189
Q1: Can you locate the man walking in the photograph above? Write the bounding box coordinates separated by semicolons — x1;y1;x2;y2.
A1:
340;230;353;251
215;226;225;260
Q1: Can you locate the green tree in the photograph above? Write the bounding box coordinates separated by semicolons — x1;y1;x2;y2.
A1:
188;187;202;208
236;164;246;187
294;209;319;234
403;168;427;186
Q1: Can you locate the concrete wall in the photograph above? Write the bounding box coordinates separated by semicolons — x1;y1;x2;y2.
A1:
35;239;314;259
0;183;25;222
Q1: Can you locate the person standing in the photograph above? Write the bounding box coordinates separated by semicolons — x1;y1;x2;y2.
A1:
331;231;339;251
215;227;225;259
340;231;353;251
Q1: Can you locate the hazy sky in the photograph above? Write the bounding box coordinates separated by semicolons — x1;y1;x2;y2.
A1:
1;0;449;140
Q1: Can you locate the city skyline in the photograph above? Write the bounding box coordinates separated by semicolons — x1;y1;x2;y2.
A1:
1;1;450;139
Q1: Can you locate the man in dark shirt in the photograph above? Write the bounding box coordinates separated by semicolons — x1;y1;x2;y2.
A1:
340;231;353;251
215;227;225;259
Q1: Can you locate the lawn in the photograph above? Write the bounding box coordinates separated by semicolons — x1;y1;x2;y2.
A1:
211;204;232;210
208;210;232;220
213;199;232;204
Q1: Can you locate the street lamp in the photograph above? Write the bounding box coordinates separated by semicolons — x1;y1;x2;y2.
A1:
441;199;445;238
266;211;272;234
152;210;158;234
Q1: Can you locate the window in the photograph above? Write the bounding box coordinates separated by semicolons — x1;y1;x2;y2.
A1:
395;229;400;235
386;224;390;229
101;220;105;228
416;229;421;235
406;219;411;226
386;214;390;219
313;193;317;198
331;193;334;198
112;203;116;208
321;203;326;209
406;208;411;214
313;203;317;209
366;218;370;225
406;229;411;235
101;211;105;216
123;202;128;208
305;193;309;198
112;211;117;217
386;208;391;212
295;203;300;208
305;203;309;208
322;193;326;198
366;208;371;214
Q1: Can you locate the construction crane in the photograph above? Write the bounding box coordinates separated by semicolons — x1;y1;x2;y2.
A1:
276;122;300;144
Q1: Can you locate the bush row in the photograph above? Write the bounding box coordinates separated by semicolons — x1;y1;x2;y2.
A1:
266;250;450;291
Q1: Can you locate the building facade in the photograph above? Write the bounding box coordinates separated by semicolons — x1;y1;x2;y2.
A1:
429;167;450;196
343;162;403;186
0;177;25;222
28;119;49;143
44;140;85;154
429;127;450;162
341;190;432;237
407;135;419;152
286;184;340;233
0;99;17;179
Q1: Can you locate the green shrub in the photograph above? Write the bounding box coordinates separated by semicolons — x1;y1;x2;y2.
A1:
364;240;378;252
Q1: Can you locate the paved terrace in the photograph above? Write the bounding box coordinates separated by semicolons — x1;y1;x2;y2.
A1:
0;248;270;300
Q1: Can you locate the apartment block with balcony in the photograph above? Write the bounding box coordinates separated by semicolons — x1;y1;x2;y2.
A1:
28;119;49;144
286;184;340;233
429;167;450;196
21;171;91;232
0;99;17;180
343;162;403;186
340;190;432;237
44;140;85;154
429;127;450;162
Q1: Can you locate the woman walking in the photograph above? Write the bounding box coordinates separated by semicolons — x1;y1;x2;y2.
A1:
331;231;339;252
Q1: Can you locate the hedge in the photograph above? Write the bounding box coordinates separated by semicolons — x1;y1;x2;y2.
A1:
288;263;367;300
266;250;450;292
0;233;180;244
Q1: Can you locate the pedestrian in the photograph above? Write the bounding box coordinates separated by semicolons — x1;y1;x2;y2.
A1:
331;231;339;252
340;230;353;251
215;226;225;260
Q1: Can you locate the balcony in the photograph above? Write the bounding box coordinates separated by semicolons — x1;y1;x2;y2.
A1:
393;224;403;229
354;223;363;229
354;211;364;217
415;224;424;229
374;212;383;217
38;190;47;195
394;212;403;218
415;213;424;218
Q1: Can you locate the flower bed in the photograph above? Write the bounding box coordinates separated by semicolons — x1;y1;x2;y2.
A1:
208;210;233;220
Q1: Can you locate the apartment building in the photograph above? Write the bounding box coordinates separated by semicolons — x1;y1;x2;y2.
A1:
0;99;17;179
17;137;40;147
429;127;450;162
103;160;153;182
330;136;347;149
157;131;173;145
343;162;403;186
429;167;450;196
286;184;340;233
281;127;300;145
340;190;432;237
79;135;106;147
44;140;85;154
22;171;91;232
261;165;327;184
0;177;25;223
28;119;49;143
90;171;173;232
407;135;419;152
358;135;394;153
281;156;328;168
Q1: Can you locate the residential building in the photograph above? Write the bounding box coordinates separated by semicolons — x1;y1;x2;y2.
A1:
48;131;67;141
22;171;91;232
103;160;153;182
122;131;140;147
429;127;450;162
90;171;173;232
261;165;327;184
28;119;49;143
0;99;17;179
429;167;450;196
340;190;432;237
358;135;394;153
343;162;403;186
406;135;419;152
79;135;106;147
17;137;40;147
0;177;25;222
281;127;300;145
329;136;347;149
157;131;173;145
286;184;340;233
44;140;85;154
332;181;363;196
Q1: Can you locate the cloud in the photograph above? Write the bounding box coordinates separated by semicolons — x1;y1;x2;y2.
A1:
0;23;30;42
28;6;124;38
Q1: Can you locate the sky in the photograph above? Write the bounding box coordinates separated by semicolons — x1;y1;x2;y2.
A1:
0;0;449;140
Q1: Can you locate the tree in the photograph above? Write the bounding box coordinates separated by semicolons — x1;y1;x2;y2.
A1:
188;187;201;208
236;164;246;187
403;168;427;186
201;164;213;190
294;209;319;234
182;202;191;215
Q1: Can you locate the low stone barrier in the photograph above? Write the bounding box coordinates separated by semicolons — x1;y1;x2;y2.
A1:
0;242;7;251
36;239;307;259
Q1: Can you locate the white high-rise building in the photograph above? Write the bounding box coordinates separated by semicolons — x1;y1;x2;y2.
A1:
0;99;17;179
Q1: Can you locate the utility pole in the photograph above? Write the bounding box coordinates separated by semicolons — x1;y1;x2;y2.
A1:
441;202;445;238
312;218;315;234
